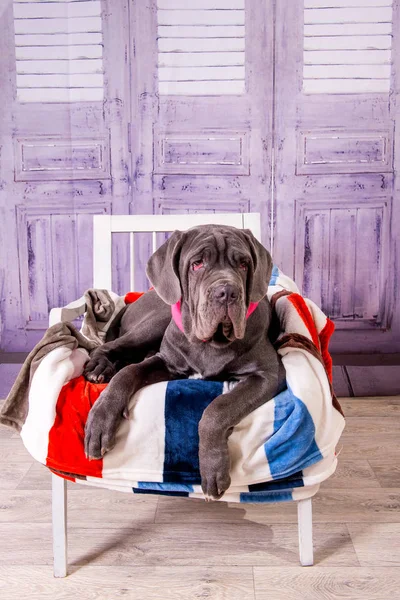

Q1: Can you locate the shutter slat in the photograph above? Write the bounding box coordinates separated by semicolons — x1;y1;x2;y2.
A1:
17;88;104;102
157;0;245;8
304;23;392;35
303;79;391;93
15;33;102;46
157;10;245;26
304;35;392;51
13;1;101;18
17;73;104;88
158;38;245;53
158;80;245;95
14;16;102;34
304;49;391;64
16;59;103;74
305;0;391;7
14;0;92;3
158;25;245;38
304;7;392;23
158;52;245;67
16;45;103;60
304;64;391;78
159;66;245;82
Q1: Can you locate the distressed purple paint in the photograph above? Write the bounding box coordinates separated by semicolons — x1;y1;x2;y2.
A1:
0;0;398;374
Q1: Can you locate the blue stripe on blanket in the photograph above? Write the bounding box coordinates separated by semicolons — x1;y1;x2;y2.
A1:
136;482;195;492
163;379;224;484
265;386;323;479
133;482;194;497
269;265;280;286
240;490;293;503
248;471;304;492
133;488;190;497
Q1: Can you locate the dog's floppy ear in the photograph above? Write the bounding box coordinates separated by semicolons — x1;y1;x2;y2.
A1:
146;230;186;304
242;229;273;303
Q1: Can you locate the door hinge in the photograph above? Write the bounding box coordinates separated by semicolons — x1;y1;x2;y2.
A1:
127;122;132;153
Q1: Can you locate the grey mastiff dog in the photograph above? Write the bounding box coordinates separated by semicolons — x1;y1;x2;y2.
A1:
84;224;286;500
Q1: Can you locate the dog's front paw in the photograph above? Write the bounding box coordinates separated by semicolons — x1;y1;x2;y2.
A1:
84;390;126;460
83;352;116;384
199;443;231;501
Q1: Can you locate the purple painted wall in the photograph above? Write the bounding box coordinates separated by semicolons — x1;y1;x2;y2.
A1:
0;0;399;361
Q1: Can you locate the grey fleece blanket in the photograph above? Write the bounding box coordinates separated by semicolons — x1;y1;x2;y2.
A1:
0;289;122;432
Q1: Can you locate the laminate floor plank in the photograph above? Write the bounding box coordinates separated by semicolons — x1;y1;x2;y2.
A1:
0;565;255;600
0;489;158;527
0;439;36;462
347;523;400;566
0;522;358;567
311;488;400;523
368;460;400;488
320;459;381;489
16;461;56;490
336;434;400;460
338;396;400;417
342;416;400;435
0;462;33;490
253;567;400;600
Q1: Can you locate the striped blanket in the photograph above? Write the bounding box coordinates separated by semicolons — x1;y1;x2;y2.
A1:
5;267;345;503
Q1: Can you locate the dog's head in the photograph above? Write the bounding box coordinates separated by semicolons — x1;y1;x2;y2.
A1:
146;224;273;347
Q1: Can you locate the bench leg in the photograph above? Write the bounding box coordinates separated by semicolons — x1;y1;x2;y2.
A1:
297;497;314;566
52;474;68;577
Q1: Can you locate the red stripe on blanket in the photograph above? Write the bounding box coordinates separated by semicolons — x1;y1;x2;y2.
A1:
319;318;335;383
124;292;145;304
46;376;107;478
288;294;321;351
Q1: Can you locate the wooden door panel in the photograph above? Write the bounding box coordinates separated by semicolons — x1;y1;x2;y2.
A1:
295;200;389;326
274;0;399;353
18;213;54;327
130;0;274;247
0;0;130;351
154;129;250;176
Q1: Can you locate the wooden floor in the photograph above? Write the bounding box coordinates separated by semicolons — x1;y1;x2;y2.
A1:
0;396;400;599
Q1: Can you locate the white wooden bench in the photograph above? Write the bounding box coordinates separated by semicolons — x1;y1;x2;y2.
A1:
50;212;314;577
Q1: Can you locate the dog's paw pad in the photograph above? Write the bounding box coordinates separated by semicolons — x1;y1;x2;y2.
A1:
83;356;116;383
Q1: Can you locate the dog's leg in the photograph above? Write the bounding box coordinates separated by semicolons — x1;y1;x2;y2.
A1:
199;373;280;500
84;293;171;383
84;354;173;460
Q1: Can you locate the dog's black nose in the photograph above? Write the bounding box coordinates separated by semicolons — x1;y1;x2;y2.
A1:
213;284;239;305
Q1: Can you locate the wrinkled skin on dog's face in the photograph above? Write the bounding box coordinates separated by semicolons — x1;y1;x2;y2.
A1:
180;228;251;345
146;225;272;348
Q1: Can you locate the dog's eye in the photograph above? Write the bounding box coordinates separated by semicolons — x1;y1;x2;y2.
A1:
192;261;204;271
239;263;248;270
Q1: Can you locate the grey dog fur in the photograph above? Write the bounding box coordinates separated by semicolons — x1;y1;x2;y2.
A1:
83;225;286;499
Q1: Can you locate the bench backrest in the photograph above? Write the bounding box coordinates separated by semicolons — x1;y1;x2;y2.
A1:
93;213;261;289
